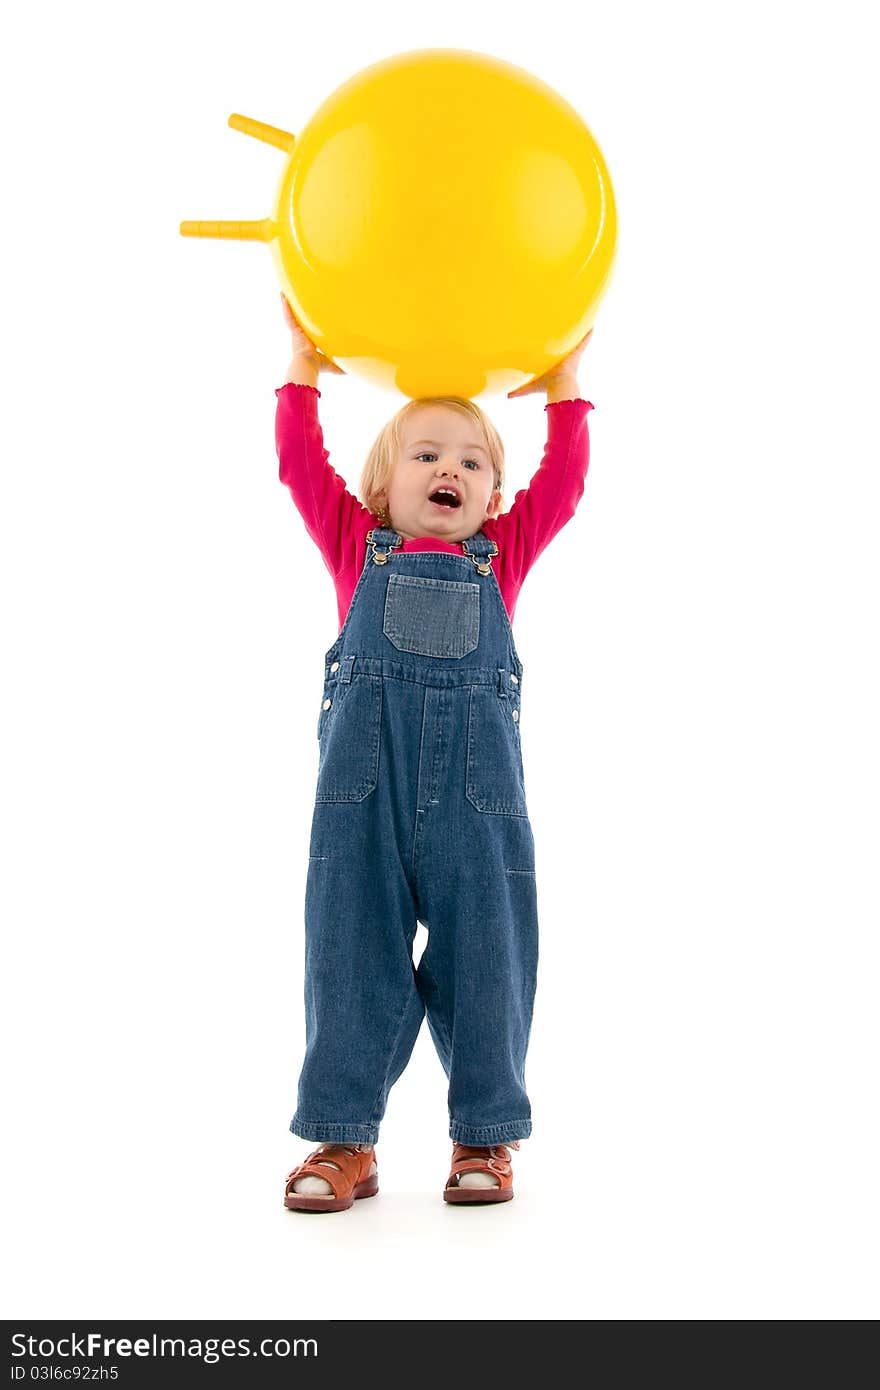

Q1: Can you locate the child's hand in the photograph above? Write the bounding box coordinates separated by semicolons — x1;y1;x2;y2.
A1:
280;293;346;375
507;330;593;399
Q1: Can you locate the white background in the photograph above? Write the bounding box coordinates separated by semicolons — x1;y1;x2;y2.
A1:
2;0;878;1321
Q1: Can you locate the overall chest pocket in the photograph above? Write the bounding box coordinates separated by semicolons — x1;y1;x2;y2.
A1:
383;574;480;659
315;675;382;803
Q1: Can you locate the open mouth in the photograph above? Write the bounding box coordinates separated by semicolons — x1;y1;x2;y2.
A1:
428;488;461;509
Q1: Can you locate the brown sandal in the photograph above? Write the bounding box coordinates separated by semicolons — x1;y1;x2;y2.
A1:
444;1141;520;1204
284;1144;378;1212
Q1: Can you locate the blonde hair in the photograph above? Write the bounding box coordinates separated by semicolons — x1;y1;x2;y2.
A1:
358;397;505;519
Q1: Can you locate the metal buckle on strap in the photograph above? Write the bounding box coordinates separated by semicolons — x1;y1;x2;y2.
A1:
366;528;396;565
461;538;499;575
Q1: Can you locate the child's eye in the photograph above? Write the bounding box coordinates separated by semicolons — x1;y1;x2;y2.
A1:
417;452;480;470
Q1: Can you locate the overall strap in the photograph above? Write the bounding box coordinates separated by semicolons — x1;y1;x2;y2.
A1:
365;525;499;574
460;531;499;575
365;526;405;565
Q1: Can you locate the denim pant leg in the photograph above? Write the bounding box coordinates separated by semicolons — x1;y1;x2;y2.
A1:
415;803;538;1146
291;792;425;1145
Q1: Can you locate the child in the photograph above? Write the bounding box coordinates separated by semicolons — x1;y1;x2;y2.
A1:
277;294;594;1209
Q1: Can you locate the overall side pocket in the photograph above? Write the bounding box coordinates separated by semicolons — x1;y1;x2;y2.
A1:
315;675;382;803
465;685;528;816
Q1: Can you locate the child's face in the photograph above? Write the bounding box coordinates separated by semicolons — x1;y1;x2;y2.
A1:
378;406;502;542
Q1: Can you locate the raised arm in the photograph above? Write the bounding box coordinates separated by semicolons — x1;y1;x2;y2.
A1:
494;334;595;587
275;297;367;577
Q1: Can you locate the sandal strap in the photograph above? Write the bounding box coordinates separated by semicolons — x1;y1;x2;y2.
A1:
447;1142;518;1187
285;1144;374;1199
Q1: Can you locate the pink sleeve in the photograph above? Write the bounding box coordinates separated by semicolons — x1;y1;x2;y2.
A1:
274;382;370;578
493;398;595;589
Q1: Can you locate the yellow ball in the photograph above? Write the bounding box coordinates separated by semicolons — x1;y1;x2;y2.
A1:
184;49;617;399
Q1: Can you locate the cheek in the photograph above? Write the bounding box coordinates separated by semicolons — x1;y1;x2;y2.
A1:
476;479;495;506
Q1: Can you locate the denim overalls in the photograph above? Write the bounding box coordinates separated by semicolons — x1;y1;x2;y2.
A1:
291;526;538;1147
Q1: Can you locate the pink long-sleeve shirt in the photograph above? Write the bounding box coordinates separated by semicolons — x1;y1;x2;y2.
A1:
275;383;594;632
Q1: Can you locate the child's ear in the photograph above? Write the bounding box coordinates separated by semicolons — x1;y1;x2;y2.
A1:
486;488;503;520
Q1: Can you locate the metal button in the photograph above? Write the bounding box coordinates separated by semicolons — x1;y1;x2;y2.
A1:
510;674;518;684
330;661;339;673
511;708;519;721
322;698;332;711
